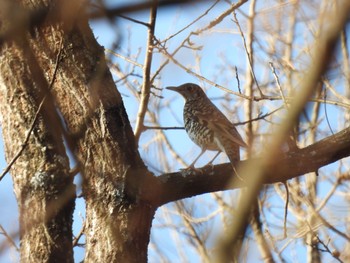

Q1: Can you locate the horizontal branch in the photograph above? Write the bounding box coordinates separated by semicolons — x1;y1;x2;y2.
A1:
89;0;195;19
148;127;350;206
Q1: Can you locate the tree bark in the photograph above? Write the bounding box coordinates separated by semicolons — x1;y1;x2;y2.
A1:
0;14;75;263
0;1;156;262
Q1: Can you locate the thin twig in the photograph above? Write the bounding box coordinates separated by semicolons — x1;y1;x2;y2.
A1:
72;221;86;247
158;41;316;105
235;106;283;126
340;30;350;91
316;177;340;213
155;38;250;98
154;2;250;97
134;0;158;144
144;125;184;130
282;182;289;238
147;107;282;131
88;0;195;20
106;49;143;68
235;66;241;94
232;11;263;97
315;235;343;263
323;88;335;135
242;0;256;151
117;14;150;27
269;62;288;108
194;0;248;35
0;98;45;181
255;95;350;109
322;76;350;104
304;220;343;263
289;185;350;242
0;224;19;251
162;0;220;43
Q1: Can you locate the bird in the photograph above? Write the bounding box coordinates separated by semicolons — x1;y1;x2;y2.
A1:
167;83;247;175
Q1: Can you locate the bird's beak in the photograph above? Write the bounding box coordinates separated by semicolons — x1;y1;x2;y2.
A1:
166;86;178;92
166;86;183;96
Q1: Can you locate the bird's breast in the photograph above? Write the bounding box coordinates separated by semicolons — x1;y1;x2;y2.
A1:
183;106;220;151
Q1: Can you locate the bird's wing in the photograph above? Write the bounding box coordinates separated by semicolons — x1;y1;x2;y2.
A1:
212;121;247;148
196;108;247;148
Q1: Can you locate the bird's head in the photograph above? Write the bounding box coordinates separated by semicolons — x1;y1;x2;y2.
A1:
166;83;206;101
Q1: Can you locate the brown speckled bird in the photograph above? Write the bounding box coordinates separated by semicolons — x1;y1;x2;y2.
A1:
167;83;247;171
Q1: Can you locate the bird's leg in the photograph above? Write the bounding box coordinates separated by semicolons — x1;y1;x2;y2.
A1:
186;148;206;169
206;151;221;166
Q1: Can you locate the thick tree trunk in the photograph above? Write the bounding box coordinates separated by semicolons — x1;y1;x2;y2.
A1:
0;24;75;263
0;1;156;262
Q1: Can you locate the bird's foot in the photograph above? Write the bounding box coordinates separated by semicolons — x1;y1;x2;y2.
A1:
180;165;203;175
203;162;215;171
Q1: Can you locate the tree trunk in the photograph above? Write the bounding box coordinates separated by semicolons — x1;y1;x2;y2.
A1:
0;0;156;262
0;17;75;263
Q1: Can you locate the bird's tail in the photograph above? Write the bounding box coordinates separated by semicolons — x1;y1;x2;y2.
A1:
219;140;243;180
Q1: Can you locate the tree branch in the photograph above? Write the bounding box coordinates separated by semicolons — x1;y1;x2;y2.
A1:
89;0;194;19
134;0;157;144
151;126;350;206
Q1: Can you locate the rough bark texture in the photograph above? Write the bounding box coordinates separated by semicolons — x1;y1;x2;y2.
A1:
0;14;75;263
0;0;156;262
45;13;155;263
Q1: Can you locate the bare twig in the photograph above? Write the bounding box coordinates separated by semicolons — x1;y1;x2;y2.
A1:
269;62;288;108
0;98;45;182
288;183;350;242
255;95;350;109
340;30;350;91
89;0;195;20
155;38;251;98
235;106;283;126
315;177;340;213
105;49;143;68
156;39;350;112
144;125;184;130
175;201;211;262
162;0;220;43
323;88;335;135
242;0;256;151
117;14;150;27
250;198;275;263
147;106;281;130
232;10;263;97
282;182;289;238
314;235;343;263
148;0;222;86
235;66;241;94
134;0;158;144
0;225;18;251
72;221;86;247
194;0;248;35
